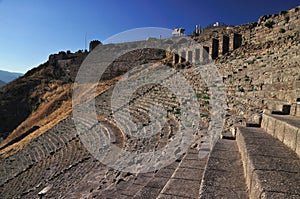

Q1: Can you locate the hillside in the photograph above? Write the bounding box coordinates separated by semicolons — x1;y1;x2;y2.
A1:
0;48;165;152
0;5;299;199
0;51;88;142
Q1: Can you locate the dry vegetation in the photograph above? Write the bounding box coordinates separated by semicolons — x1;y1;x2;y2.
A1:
0;76;121;158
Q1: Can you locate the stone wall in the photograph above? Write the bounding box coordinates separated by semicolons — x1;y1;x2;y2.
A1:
171;5;300;65
250;6;300;44
89;40;102;52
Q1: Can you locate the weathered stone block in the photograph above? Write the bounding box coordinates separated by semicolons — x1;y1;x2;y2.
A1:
296;130;300;157
267;116;276;136
290;103;297;116
274;119;285;141
296;103;300;117
283;124;298;151
211;38;219;59
261;113;269;130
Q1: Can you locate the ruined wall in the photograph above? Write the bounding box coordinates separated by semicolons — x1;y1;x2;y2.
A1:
189;23;255;60
89;40;102;52
249;6;300;44
172;5;300;64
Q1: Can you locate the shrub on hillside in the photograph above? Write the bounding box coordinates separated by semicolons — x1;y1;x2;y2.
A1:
279;28;286;33
238;86;245;92
285;15;290;23
264;20;275;28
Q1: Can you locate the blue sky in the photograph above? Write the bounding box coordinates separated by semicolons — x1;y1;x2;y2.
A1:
0;0;299;73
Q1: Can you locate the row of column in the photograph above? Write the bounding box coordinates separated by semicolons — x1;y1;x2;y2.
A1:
172;47;210;65
172;33;242;64
211;33;242;59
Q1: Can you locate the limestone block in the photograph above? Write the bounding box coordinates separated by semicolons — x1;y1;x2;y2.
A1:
261;113;270;131
290;103;297;116
274;119;285;142
283;124;298;151
296;103;300;117
296;132;300;157
266;116;276;136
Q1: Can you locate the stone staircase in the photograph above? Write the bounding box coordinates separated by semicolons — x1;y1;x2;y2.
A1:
157;149;207;198
232;90;300;198
198;55;300;197
93;147;207;199
199;139;248;198
197;96;300;198
261;113;300;157
236;126;300;198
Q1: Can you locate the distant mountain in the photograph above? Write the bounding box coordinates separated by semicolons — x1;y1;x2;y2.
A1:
0;80;5;86
0;69;23;83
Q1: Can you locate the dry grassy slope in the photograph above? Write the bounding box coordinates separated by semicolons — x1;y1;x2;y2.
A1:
0;48;165;158
0;52;87;140
0;52;86;156
0;77;120;158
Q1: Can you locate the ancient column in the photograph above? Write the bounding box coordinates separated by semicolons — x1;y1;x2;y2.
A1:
203;46;210;64
194;48;200;64
212;38;219;59
187;51;193;62
179;51;186;63
233;33;242;50
222;35;230;55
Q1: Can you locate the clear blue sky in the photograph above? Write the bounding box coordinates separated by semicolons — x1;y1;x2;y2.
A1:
0;0;299;73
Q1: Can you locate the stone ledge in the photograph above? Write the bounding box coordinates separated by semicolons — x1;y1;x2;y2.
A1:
199;139;248;198
236;126;300;199
158;149;207;199
261;113;300;156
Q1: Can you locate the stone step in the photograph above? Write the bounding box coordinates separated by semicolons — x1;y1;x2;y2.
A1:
261;113;300;156
132;164;178;199
227;95;292;116
240;89;299;103
35;156;97;198
158;148;207;199
0;139;91;198
100;162;179;198
0;142;48;186
236;126;300;198
199;139;249;198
